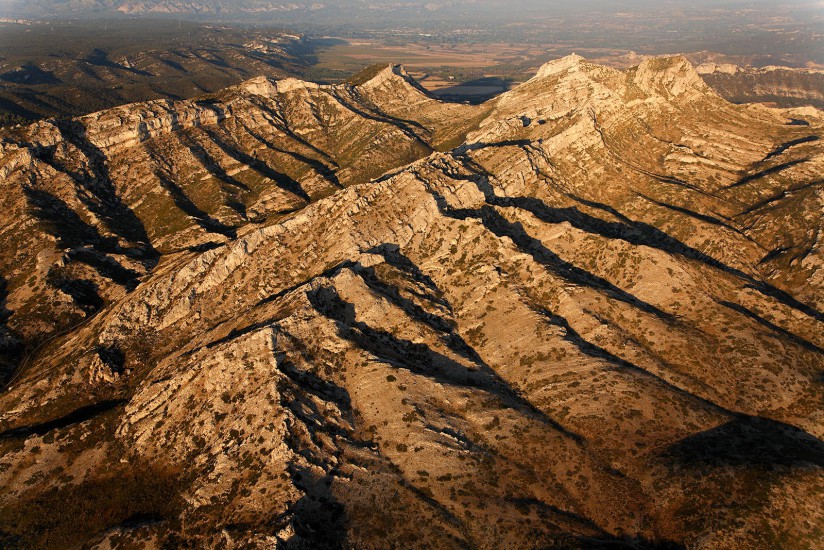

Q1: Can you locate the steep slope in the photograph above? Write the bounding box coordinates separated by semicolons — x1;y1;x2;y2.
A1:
0;64;487;382
0;56;822;549
696;63;824;109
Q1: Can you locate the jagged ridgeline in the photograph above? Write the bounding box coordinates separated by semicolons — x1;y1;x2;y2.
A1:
0;56;822;548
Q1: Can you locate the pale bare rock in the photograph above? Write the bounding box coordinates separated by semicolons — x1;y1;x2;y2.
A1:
0;54;821;549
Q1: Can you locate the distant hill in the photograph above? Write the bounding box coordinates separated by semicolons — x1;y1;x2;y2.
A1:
3;0;502;19
0;0;792;19
0;20;323;127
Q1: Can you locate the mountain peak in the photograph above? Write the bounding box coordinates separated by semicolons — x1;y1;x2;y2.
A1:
348;63;402;86
235;75;320;97
632;55;711;100
347;63;432;101
534;53;588;79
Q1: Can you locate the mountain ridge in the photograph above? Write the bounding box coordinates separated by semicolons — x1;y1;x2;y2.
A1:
0;54;822;549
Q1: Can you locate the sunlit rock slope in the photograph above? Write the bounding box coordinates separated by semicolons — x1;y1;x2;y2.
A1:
0;55;822;549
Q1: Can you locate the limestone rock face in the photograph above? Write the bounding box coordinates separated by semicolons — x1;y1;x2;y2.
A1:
632;55;712;100
0;65;485;349
697;63;824;108
0;56;822;549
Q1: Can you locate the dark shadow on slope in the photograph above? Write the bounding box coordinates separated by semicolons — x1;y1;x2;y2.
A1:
636;193;739;231
735;179;823;217
45;267;104;315
203;318;280;351
664;416;824;468
241;123;342;188
352;262;486;369
566;193;765;279
179;133;250;192
157;56;187;73
205;318;355;452
191;50;232;71
67;249;140;291
187;241;224;253
356;262;450;329
76;60;104;82
741;281;823;324
279;371;353;455
758;246;791;265
24;187;141;291
0;399;126;439
275;326;361;441
153;169;237;239
330;90;433;151
759;243;814;267
287;289;626;544
23;186;111;249
423;183;671;321
203;129;311;202
223;197;247;221
278;357;353;416
252;260;357;310
0;95;41;122
9;88;71;116
717;301;823;354
307;284;582;441
535;308;729;415
0;276;22;385
725;159;808;189
365;243;450;310
249;96;339;167
461;157;730;280
97;345;125;376
245;50;290;71
280;465;348;550
505;496;607;536
273;342;354;549
0;276;13;332
307;284;485;391
513;196;730;272
423;423;486;454
761;136;819;162
85;48;153;77
349;85;432;134
48;120;158;265
0;62;61;85
622;158;705;193
572;534;685;549
444;154;824;323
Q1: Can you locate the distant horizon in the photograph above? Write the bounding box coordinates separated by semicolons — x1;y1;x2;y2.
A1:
0;0;822;126
1;0;823;23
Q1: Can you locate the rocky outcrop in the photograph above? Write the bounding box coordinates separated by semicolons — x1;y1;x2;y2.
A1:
696;63;824;108
0;55;821;549
0;65;485;349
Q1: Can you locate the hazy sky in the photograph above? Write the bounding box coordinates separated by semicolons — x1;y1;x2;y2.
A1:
1;0;822;29
0;0;818;15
